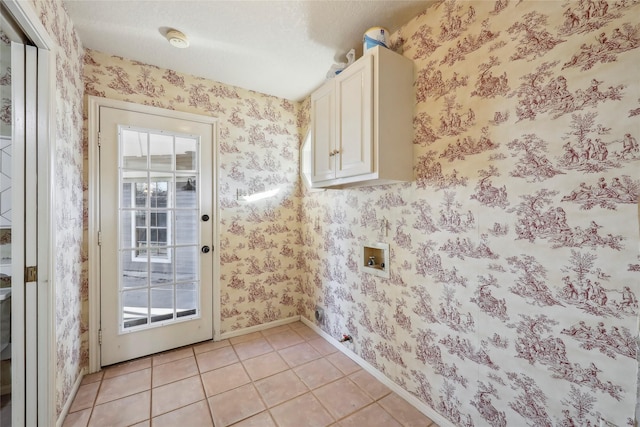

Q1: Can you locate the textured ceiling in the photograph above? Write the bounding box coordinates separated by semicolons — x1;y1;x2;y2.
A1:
63;0;431;101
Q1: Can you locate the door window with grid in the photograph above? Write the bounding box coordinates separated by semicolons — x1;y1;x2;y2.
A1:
119;127;199;330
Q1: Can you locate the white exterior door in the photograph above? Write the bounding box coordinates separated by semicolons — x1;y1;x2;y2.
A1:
99;105;215;366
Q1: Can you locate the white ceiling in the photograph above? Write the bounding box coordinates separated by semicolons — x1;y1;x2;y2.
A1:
63;0;431;101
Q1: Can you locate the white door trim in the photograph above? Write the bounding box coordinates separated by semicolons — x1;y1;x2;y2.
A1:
2;1;55;425
88;96;220;372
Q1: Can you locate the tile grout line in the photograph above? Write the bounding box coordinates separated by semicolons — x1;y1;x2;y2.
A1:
191;346;216;426
74;323;426;427
85;373;103;427
148;357;153;424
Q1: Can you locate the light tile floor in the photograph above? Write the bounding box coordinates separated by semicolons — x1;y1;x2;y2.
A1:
62;321;438;427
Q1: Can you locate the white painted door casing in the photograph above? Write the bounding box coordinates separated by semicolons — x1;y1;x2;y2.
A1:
98;105;215;366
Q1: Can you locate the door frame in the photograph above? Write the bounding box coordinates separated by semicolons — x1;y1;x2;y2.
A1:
87;96;221;372
2;0;55;425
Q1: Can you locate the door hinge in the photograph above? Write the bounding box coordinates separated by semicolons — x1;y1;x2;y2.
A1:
98;132;102;147
25;266;37;282
98;329;102;346
98;231;102;246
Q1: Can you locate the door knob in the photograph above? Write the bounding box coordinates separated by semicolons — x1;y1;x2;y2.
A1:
201;214;210;221
201;246;211;253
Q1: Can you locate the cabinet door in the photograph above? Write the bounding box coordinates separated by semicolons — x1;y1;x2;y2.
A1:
311;80;336;182
335;53;373;179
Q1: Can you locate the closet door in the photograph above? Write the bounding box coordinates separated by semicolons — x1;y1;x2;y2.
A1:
2;2;54;425
1;36;42;427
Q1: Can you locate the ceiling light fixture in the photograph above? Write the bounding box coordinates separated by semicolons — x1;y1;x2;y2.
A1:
166;29;189;48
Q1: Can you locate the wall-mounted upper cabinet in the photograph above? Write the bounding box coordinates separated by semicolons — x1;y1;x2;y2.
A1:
310;46;414;189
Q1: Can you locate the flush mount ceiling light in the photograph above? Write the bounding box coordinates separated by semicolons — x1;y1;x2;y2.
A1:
166;29;189;48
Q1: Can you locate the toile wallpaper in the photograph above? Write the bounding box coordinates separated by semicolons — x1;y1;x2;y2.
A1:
23;0;640;423
299;1;639;426
29;0;86;416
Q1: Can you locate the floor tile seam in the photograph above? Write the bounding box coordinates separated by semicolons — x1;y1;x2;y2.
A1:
205;382;268;424
93;370;153;407
149;370;204;391
150;396;209;420
288;357;347;391
259;324;294;338
305;388;339;424
368;387;393;401
325;355;363;377
308;376;377;420
200;359;257;399
151;356;200;389
231;337;276;359
151;346;196;367
193;359;217;425
328;400;390;424
87;389;151;426
195;348;241;375
243;362;292;383
230;345;276;370
254;370;312;408
102;364;151;377
347;371;393;401
101;365;151;381
378;397;434;427
276;342;325;366
80;377;102;427
67;380;100;414
265;390;336;425
148;362;154;424
193;338;231;354
227;409;278;427
260;327;306;348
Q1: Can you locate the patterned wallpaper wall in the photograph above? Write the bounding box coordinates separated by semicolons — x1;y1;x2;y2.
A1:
83;51;305;331
300;1;639;426
30;0;86;416
28;0;640;423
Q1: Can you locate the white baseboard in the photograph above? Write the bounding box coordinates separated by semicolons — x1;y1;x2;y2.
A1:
219;315;301;340
56;367;86;427
300;316;452;427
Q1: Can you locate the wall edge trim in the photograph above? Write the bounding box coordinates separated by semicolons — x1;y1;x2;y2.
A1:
55;367;86;427
219;315;301;340
300;316;453;427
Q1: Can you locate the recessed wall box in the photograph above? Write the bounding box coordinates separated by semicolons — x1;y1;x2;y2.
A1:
361;242;390;278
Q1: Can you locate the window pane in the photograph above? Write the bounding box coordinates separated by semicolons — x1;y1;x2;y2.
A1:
150;256;173;285
176;137;197;171
136;228;147;247
149;133;173;171
134;182;148;208
176;176;197;209
151;212;168;228
175;211;197;245
150;285;174;323
175;246;198;282
122;288;149;328
121;174;148;208
120;210;143;250
150;174;172;208
121;250;148;289
122;129;148;169
177;282;198;317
